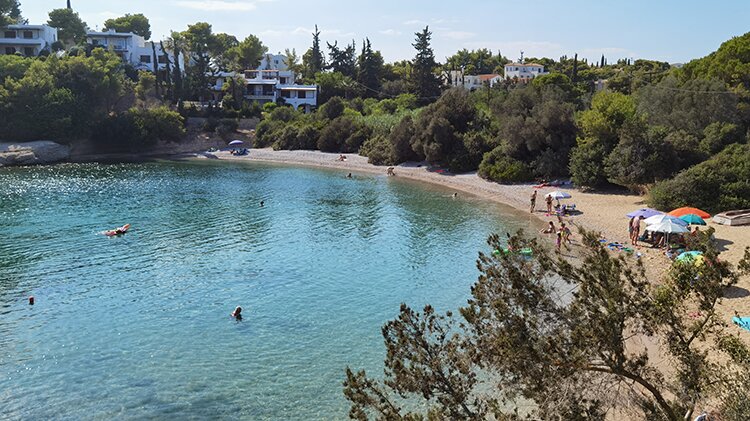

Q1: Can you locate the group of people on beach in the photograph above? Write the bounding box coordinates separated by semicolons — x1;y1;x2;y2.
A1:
540;220;572;252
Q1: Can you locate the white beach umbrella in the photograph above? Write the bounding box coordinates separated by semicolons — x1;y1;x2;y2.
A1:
546;191;572;199
648;220;690;234
644;214;688;227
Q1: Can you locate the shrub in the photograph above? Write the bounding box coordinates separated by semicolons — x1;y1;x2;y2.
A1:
317;116;359;152
359;135;393;165
319;96;345;120
389;114;419;164
273;125;299;151
254;119;285;148
569;140;608;189
478;146;532;182
91;107;185;151
649;143;750;213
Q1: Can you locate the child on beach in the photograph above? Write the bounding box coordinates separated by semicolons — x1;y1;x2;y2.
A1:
555;231;563;252
540;221;556;234
561;222;572;246
530;190;537;213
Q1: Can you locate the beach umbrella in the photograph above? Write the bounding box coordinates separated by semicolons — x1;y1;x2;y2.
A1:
626;208;663;219
228;140;244;146
679;214;707;225
547;191;571;199
668;207;710;219
644;214;688;227
648;220;690;234
676;251;703;262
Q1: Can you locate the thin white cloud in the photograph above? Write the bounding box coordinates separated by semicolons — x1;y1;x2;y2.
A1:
174;0;258;11
441;31;476;40
463;40;564;60
402;19;428;26
379;29;402;36
291;26;354;38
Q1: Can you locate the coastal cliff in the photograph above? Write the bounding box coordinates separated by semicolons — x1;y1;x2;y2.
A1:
0;141;71;167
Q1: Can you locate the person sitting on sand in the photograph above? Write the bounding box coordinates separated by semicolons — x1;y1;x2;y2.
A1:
231;306;243;320
540;221;556;234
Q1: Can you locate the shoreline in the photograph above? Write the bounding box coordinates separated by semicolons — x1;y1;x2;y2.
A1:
183;148;750;329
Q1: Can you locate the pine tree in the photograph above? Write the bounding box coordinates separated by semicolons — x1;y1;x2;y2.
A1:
302;25;325;79
357;38;383;98
411;26;441;104
327;40;357;77
572;53;578;83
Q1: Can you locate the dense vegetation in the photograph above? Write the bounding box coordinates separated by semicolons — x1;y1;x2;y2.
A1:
2;1;750;204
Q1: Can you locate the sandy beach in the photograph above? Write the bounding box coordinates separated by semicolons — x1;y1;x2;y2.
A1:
194;148;750;331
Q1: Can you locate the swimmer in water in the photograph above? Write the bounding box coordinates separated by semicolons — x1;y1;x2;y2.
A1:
452;193;458;198
347;173;352;178
260;201;264;207
231;306;243;320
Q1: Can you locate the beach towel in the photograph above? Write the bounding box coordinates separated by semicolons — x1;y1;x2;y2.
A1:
732;316;750;332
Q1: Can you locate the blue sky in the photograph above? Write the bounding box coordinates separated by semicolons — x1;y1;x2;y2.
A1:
22;0;750;64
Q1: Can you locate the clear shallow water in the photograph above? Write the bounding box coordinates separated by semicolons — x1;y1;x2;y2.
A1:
0;161;533;420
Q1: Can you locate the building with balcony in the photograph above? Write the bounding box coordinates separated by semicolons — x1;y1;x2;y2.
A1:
0;24;58;57
448;70;503;90
503;62;548;82
85;30;180;73
213;55;317;112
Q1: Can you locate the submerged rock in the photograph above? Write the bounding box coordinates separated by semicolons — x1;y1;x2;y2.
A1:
0;141;70;167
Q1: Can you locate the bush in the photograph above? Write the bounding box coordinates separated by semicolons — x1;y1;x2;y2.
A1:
254;119;285;148
569;140;608;189
91;107;185;151
359;135;394;165
320;96;345;120
649;143;750;213
202;117;220;132
317;116;359;152
478;146;532;182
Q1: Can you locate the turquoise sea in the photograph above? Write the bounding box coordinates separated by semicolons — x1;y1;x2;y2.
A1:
0;161;533;420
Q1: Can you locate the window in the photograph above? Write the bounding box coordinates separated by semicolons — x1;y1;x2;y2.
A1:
281;90;290;98
23;31;33;39
24;47;34;56
298;90;306;99
3;31;15;38
5;47;15;54
279;77;287;84
158;55;167;64
140;55;151;63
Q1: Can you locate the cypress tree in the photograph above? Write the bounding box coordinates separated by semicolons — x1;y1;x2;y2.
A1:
411;26;441;104
572;53;578;83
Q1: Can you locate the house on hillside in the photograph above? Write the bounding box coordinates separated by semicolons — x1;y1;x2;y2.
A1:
213;54;318;112
0;24;58;57
85;30;181;73
448;70;503;90
503;62;548;82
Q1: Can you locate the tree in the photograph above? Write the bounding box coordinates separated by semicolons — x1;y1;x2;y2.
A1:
411;26;441;104
164;31;185;101
327;40;356;77
0;0;22;26
302;25;325;79
283;48;303;78
357;38;384;98
344;230;750;420
211;32;239;71
181;22;219;99
47;8;87;46
103;13;151;39
227;35;267;71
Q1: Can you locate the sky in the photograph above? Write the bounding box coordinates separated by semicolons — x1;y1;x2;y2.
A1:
21;0;750;64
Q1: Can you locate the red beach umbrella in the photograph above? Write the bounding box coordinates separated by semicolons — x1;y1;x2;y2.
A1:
668;207;710;219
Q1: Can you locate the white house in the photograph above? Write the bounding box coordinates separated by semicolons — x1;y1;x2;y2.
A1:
0;24;58;57
85;30;179;72
503;62;548;82
213;55;318;111
448;70;503;90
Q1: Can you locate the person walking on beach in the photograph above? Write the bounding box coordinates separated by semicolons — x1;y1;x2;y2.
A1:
545;194;553;214
555;231;563;253
561;222;572;246
530;190;537;213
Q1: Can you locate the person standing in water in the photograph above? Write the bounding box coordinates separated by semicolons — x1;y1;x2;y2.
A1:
231;306;243;321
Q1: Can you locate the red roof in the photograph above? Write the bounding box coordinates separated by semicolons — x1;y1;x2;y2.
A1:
478;74;501;81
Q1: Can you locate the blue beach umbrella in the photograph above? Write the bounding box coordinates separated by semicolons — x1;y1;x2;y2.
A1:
679;213;707;225
626;208;663;219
